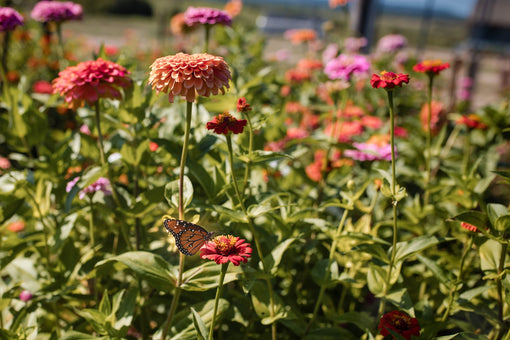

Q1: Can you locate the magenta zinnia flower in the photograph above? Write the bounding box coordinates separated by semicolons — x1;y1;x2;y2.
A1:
376;34;407;53
52;58;132;109
148;52;231;103
379;311;420;340
184;6;232;27
344;142;394;161
31;1;82;23
324;54;370;81
200;235;251;266
206;112;247;135
19;290;33;302
66;177;112;199
0;7;24;32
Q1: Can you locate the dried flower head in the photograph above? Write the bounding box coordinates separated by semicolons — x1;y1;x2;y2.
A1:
184;6;232;27
0;7;24;32
200;235;252;266
379;311;420;340
206;112;247;135
148;52;231;103
52;58;132;109
31;1;82;23
413;59;450;75
370;71;409;89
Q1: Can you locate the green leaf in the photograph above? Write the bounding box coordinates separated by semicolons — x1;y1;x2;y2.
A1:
190;307;208;340
60;331;108;340
212;205;247;223
495;215;510;232
165;176;193;209
188;161;216;199
251;281;286;324
367;263;386;296
327;311;374;332
393;236;453;263
181;261;243;291
95;251;176;293
479;239;502;273
113;287;137;334
450;211;488;232
265;238;295;274
487;203;508;227
386;288;415;316
237;150;292;163
99;290;112;317
74;308;107;335
416;254;450;285
311;259;339;287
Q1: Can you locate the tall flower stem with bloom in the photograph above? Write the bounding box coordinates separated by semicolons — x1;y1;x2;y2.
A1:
225;133;277;340
209;262;228;340
370;71;409;316
161;101;193;340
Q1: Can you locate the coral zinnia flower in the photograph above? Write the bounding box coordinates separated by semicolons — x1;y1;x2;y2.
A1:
52;58;132;109
32;80;53;94
0;7;24;32
413;59;450;75
284;29;317;44
420;100;445;135
379;311;420;340
200;235;251;266
237;97;252;113
31;1;82;23
456;114;487;129
224;0;242;17
370;71;409;89
148;53;231;103
206;112;247;135
183;6;232;27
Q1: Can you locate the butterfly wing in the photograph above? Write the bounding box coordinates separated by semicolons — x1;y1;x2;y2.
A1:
163;219;214;256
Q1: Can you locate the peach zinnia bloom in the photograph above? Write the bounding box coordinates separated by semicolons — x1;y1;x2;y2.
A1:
284;29;317;44
420;101;445;135
52;58;132;109
148;53;231;103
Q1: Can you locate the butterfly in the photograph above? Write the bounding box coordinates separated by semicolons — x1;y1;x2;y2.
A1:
163;219;215;256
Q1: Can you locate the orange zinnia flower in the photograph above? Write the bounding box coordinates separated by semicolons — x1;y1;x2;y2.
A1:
420;101;445;135
413;59;450;75
284;29;317;44
148;53;231;103
52;58;132;109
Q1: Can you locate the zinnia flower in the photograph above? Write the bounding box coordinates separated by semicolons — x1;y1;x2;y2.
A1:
378;311;420;340
344;37;367;54
284;29;317;44
0;156;11;170
31;1;82;23
206;112;247;135
460;221;479;232
148;52;231;103
413;59;450;75
324;54;370;81
224;0;242;17
329;0;350;8
456;114;487;129
19;290;33;302
200;235;251;266
376;34;407;53
183;6;232;27
52;58;132;109
420;101;445;135
370;71;409;89
344;142;394;161
0;7;24;32
32;80;53;94
285;68;312;83
66;177;112;199
7;220;25;233
237;97;252;113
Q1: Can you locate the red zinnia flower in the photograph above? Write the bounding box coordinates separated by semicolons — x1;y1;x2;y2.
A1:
379;311;420;340
413;59;450;75
149;142;159;152
200;234;252;266
52;58;132;109
148;53;231;103
206;112;247;135
456;114;487;130
32;80;53;94
237;97;252;113
370;71;409;89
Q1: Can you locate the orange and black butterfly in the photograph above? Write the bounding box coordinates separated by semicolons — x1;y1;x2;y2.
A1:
163;219;215;256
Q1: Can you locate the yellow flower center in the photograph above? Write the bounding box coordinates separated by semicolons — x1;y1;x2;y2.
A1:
422;59;443;67
213;235;238;255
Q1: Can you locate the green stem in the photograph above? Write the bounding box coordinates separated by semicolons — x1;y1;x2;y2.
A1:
497;243;508;326
226;134;277;340
161;101;193;340
424;75;434;204
204;25;210;53
242;113;254;195
56;23;66;69
305;207;350;334
378;90;399;316
88;196;98;303
441;234;474;322
209;263;229;340
1;30;10;79
461;129;471;176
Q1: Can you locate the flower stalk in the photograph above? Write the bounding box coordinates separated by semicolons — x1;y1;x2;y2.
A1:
209;262;229;340
424;75;434;204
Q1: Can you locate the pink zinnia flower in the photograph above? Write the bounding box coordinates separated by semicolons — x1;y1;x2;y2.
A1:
31;1;82;23
344;37;367;54
0;7;24;32
376;34;407;53
148;53;231;103
183;7;232;27
52;58;132;109
379;311;420;340
206;112;247;135
32;80;53;94
324;54;370;81
19;290;33;302
322;43;339;64
66;177;112;199
344;142;394;161
457;77;473;101
200;235;251;266
0;156;11;170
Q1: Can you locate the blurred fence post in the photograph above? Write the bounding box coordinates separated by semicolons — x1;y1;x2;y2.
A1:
349;0;378;54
